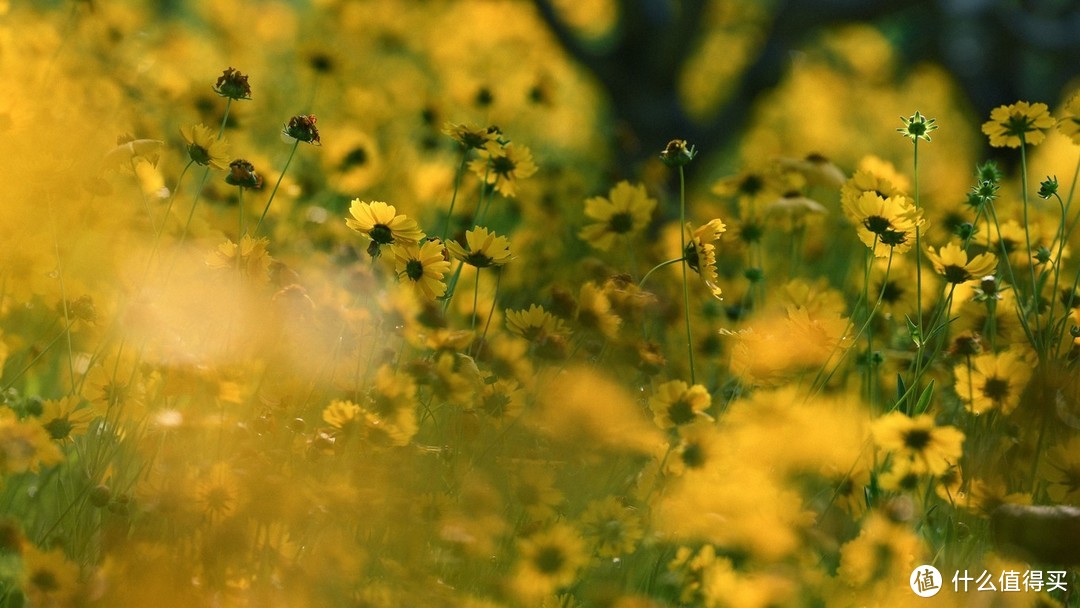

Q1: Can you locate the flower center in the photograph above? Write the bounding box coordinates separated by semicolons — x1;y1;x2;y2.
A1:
370;224;394;245
667;398;697;426
491;156;516;176
982;377;1010;402
341;146;368;169
879;229;908;247
608;212;634;234
404;259;425;281
903;429;932;451
943;265;971;284
863;216;892;235
534;546;566;574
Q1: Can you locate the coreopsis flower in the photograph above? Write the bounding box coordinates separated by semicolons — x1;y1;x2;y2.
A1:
282;114;321;145
683;219;726;298
872;412;964;475
982;101;1054;148
323;399;363;434
180;124;229;170
224;158;263;189
512;524;588;599
443;122;501;150
578;181;657;251
843;192;924;255
897;111;938;141
1058;93;1080;145
20;546;81;608
953;349;1033;415
925;242;997;284
195;463;242;522
476;378;525;425
505;304;570;341
345;200;424;252
212;66;252;100
1044;436;1080;504
36;396;99;442
660;139;696;167
649;380;712;429
512;467;564;521
837;513;924;588
578;497;644;557
840;166;905;209
392;239;451;300
446;226;512;268
0;410;62;474
469;141;537;197
205;235;273;280
575;281;621;338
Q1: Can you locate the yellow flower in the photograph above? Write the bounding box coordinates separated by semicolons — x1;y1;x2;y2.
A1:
345;200;424;247
446;226;512;268
37;396;100;442
684;219;726;298
20;546;81;608
469;141;537;198
392;239;451;300
179;123;229;170
843;192;924;255
649;380;712;429
925;242;997;284
982;101;1055;148
872;412;964;475
578;181;657;251
505;304;570;341
1044;437;1080;505
205;235;273;280
512;524;588;599
575;281;621;338
953;349;1033;415
578;497;644;558
513;467;564;521
323;399;363;432
0;410;62;474
837;513;924;588
443;122;500;150
1059;93;1080;145
195;462;242;522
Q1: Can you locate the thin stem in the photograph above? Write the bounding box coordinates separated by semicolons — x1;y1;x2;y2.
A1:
678;166;696;384
471;268;481;333
255;140;300;236
638;257;685;289
476;269;502;356
443;152;470;241
238;187;246;238
1020;138;1042;354
47;196;77;393
217;98;232;139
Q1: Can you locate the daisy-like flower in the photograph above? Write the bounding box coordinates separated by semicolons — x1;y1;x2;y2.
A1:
1044;436;1080;504
953;349;1033;415
925;242;997;284
443;122;501;150
323;399;363;434
212;66;252;100
575;282;621;338
505;304;570;341
195;462;242;523
578;496;644;558
683;219;726;298
897;111;938;142
20;546;81;608
0;410;62;475
392;239;451;300
982;101;1055;148
512;524;588;599
578;181;657;251
843;192;924;255
446;226;512;268
1058;93;1080;145
513;467;565;521
345;200;424;250
872;412;964;475
469;141;537;198
180;124;229;170
205;235;273;280
282;114;321;145
37;396;100;442
648;380;712;429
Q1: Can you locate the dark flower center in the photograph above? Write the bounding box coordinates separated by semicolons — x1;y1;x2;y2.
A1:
404;259;425;281
982;377;1010;402
43;417;74;440
880;281;904;304
464;252;495;268
491;156;516;176
879;229;908;247
903;429;932;451
681;442;705;468
863;216;892;235
667;398;697;426
482;393;511;417
608;212;634;234
943;265;972;284
739;175;764;196
341;146;368;169
30;569;59;592
370;224;394;245
534;546;566;574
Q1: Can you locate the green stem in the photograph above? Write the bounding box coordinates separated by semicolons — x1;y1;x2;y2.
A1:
678;166;696;384
238;186;246;238
1020;138;1042;354
913;138;925;380
638;257;685;289
471;268;481;333
476;269;502;356
255;139;300;236
442;151;470;241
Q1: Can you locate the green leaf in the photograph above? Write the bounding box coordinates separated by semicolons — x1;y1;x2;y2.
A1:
914;380;936;415
896;373;907;403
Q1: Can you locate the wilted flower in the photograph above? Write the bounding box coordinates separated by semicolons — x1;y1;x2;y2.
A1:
660;139;696;167
282;114;321;145
212;66;252;100
224;159;263;189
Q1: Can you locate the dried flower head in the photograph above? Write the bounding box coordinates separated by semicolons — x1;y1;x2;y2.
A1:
212;67;252;100
660;139;697;167
282;114;321;146
224;159;263;189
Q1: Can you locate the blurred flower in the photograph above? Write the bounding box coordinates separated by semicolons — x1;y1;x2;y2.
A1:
953;349;1032;415
843;192;924;256
1045;437;1080;504
0;410;62;474
897;111;938;142
205;235;273;280
872;412;963;475
575;282;620;338
195;463;242;522
224;158;263;189
837;513;923;588
982;101;1054;148
180;124;229;170
321;126;383;193
659;139;696;167
925;242;997;284
20;546;81;608
513;467;564;521
446;226;512;268
476;378;525;425
505;304;569;342
1059;93;1080;145
345;200;424;249
212;66;252;100
36;396;98;442
392;239;451;301
282;114;321;146
649;380;712;429
469;141;536;197
512;524;587;599
578;181;657;251
578;496;643;558
1037;175;1058;200
443;122;501;150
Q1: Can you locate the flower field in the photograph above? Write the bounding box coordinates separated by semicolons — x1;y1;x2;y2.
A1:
1;1;1079;606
